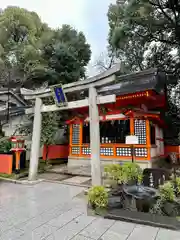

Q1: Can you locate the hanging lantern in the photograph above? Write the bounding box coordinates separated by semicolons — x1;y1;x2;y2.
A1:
10;136;25;173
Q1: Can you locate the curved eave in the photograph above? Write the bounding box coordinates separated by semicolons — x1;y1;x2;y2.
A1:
0;90;27;106
0;106;26;120
98;69;166;96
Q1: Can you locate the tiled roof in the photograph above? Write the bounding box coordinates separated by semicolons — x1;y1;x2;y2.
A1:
98;69;166;96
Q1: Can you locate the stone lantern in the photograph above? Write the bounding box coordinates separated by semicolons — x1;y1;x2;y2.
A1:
10;136;25;173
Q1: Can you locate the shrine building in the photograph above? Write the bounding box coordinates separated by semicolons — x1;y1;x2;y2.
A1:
65;68;166;169
21;66;171;181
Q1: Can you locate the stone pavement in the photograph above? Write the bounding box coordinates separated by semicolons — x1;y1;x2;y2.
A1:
49;164;91;177
0;182;179;240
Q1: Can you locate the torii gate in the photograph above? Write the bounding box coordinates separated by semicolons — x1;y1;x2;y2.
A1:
21;64;121;185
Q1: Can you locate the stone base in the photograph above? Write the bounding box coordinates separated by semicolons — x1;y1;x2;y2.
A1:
68;156;152;169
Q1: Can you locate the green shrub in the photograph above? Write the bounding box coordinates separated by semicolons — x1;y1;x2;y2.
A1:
150;198;164;215
104;164;123;183
159;182;175;202
0;140;11;153
151;181;176;215
122;162;143;184
88;186;108;209
175;178;180;195
170;176;180;195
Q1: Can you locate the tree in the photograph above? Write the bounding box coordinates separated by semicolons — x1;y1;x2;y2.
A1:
93;50;119;74
107;0;180;143
0;7;91;87
25;24;91;86
0;6;92;155
108;0;180;76
41;111;59;162
0;6;47;85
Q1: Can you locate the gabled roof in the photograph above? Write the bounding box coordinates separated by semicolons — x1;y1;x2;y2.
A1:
0;107;25;120
98;68;166;96
0;88;27;106
0;89;30;120
20;67;167;101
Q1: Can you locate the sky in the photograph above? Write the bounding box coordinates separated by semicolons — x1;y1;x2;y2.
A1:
1;0;115;75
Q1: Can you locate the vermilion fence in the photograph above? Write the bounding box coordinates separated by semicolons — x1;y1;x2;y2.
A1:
43;144;69;160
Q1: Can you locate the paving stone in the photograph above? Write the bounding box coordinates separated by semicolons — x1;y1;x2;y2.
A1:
1;181;180;240
48;208;84;228
100;231;128;240
16;203;72;232
0;220;14;234
80;218;115;240
31;223;58;239
127;225;159;240
100;221;135;240
62;176;91;184
54;214;95;240
40;202;72;220
13;234;33;240
9;213;33;226
38;172;71;181
156;229;180;240
45;234;56;240
108;221;135;235
0;228;24;240
72;235;94;240
15;215;45;232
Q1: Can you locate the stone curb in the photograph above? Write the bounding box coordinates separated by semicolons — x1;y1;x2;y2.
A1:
43;179;90;188
46;169;91;177
0;177;44;185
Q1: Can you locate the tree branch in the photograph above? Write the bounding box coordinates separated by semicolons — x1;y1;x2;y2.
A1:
135;30;177;46
149;0;175;26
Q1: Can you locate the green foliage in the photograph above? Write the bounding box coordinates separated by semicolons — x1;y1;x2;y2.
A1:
108;0;180;76
0;6;91;152
122;162;143;184
175;178;180;195
0;6;43;47
0;7;91;87
170;176;180;196
88;186;108;209
0;6;46;85
107;0;180;150
41;111;59;146
151;181;176;215
104;162;143;185
0;140;11;153
159;182;175;202
104;164;123;183
150;198;164;215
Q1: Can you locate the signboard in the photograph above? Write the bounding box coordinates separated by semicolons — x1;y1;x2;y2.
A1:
51;84;67;107
126;135;139;144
